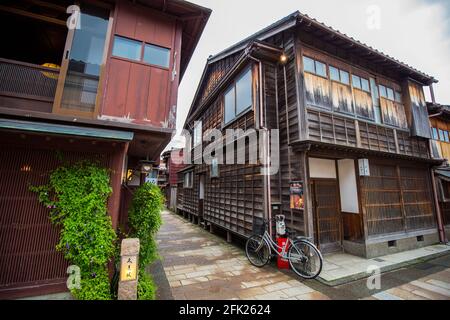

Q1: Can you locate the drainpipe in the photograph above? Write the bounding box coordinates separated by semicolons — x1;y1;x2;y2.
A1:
430;168;448;243
248;54;273;237
429;84;436;104
429;112;443;119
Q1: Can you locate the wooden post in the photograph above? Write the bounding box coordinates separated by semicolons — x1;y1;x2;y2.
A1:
355;120;362;148
430;171;448;243
430;84;436;104
300;152;314;241
227;231;232;243
209;223;214;234
118;238;140;300
393;129;400;154
108;142;128;230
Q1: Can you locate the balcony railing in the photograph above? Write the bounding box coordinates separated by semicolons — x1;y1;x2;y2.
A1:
306;108;430;159
0;58;59;105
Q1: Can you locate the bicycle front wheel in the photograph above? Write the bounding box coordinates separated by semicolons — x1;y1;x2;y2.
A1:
245;235;270;267
288;240;323;279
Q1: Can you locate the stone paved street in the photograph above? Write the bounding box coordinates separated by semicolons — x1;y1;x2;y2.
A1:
363;266;450;300
156;210;328;300
156;210;450;300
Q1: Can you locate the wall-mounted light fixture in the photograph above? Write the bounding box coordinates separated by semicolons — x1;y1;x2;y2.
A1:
139;160;154;173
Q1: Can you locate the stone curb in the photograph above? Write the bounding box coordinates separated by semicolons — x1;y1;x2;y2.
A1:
317;248;450;287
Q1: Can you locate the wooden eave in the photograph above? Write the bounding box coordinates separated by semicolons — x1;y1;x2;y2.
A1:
209;11;436;85
178;164;195;173
0;107;174;137
427;102;450;118
183;41;284;129
136;0;212;81
295;15;436;85
291;140;444;165
183;10;438;142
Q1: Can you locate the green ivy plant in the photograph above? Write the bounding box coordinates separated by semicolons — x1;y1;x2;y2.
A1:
137;269;157;300
128;182;164;299
30;160;117;300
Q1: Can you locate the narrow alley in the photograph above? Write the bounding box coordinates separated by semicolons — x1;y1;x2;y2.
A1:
155;210;450;300
155;210;328;300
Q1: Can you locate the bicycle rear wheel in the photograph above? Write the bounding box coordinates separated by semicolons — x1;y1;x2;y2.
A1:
245;235;270;267
288;240;323;279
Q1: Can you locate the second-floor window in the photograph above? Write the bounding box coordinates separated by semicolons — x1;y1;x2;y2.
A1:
224;68;253;125
432;127;439;140
184;171;193;188
352;75;370;92
329;66;350;85
303;56;327;78
431;127;450;142
379;85;401;102
302;54;408;130
379;85;403;103
112;35;170;68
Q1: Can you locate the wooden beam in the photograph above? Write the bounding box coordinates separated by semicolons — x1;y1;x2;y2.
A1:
0;5;66;26
355;120;362;148
227;231;232;243
25;0;67;12
393;129;400;154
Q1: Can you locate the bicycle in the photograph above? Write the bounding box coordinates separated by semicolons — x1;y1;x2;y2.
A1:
245;216;323;279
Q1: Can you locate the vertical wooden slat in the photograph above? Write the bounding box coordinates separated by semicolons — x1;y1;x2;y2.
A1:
0;59;59;99
0;144;113;293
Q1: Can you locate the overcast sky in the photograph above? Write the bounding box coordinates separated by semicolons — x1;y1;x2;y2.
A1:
166;0;450;149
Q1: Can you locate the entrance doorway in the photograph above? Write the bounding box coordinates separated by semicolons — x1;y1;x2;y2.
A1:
311;179;342;253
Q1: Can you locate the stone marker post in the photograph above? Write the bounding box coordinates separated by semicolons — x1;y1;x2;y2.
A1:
118;238;140;300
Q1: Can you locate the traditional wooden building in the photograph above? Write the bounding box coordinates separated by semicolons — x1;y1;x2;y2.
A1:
0;0;210;298
177;11;446;258
428;102;450;241
161;148;184;210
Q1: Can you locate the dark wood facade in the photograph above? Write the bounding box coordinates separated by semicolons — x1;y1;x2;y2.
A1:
428;103;450;241
178;11;442;256
0;0;210;160
0;0;210;298
161;148;184;210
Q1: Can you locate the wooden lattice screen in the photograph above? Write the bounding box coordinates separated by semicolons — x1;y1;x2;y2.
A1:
361;163;436;237
0;145;111;291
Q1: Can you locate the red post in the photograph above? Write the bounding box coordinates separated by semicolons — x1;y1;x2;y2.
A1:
277;237;290;270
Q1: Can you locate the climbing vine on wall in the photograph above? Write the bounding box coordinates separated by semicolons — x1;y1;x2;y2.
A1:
30;160;117;300
128;182;164;300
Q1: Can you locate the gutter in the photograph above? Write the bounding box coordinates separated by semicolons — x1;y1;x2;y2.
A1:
429;112;443;119
184;41;284;128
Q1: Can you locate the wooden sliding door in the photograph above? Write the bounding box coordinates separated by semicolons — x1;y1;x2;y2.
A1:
312;179;343;253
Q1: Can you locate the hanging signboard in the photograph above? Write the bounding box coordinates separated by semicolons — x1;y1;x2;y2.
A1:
290;181;304;210
145;169;158;185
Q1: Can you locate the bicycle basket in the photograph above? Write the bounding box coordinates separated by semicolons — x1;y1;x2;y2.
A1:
252;217;266;235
